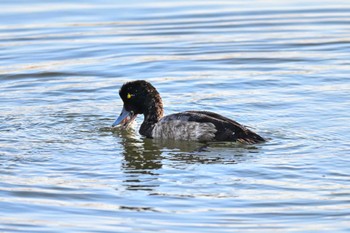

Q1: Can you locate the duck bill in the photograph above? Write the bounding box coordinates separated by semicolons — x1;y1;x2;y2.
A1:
112;107;137;128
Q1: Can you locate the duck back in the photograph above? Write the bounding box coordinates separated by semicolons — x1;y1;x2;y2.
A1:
150;111;265;143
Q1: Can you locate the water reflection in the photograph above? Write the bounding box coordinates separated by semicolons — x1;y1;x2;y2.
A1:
166;141;262;166
112;125;263;166
111;127;162;191
113;129;163;172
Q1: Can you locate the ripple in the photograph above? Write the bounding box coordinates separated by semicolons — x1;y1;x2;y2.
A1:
1;0;350;232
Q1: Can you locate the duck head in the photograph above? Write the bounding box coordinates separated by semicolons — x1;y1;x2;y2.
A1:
112;80;163;128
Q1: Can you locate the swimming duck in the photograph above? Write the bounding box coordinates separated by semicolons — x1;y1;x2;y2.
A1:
112;80;265;144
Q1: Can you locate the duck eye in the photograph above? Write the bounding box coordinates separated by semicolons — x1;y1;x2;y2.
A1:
127;93;132;99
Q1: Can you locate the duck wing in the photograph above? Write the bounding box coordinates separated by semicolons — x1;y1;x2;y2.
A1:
154;111;265;144
184;111;265;143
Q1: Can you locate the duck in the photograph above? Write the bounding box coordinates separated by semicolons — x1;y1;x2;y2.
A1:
112;80;265;144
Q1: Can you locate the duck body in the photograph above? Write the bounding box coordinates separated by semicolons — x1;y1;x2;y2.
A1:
112;80;265;144
149;111;265;143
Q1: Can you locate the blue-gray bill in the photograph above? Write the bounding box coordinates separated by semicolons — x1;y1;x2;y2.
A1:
112;107;137;128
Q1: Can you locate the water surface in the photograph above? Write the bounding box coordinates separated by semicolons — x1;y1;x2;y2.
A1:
1;0;350;232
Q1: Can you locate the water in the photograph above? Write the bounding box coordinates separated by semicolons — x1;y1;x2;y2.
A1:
1;0;350;232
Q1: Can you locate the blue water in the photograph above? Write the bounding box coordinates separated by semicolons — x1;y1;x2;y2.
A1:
1;0;350;232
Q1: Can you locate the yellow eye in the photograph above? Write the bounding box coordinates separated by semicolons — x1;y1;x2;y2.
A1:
127;93;132;99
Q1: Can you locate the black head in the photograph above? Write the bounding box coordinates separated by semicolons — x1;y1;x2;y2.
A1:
112;80;163;128
119;80;158;114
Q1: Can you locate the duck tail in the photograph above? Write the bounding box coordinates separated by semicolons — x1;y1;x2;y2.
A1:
236;130;266;144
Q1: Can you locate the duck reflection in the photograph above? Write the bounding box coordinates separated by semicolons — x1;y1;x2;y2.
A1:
112;127;162;191
111;126;260;191
122;136;163;173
